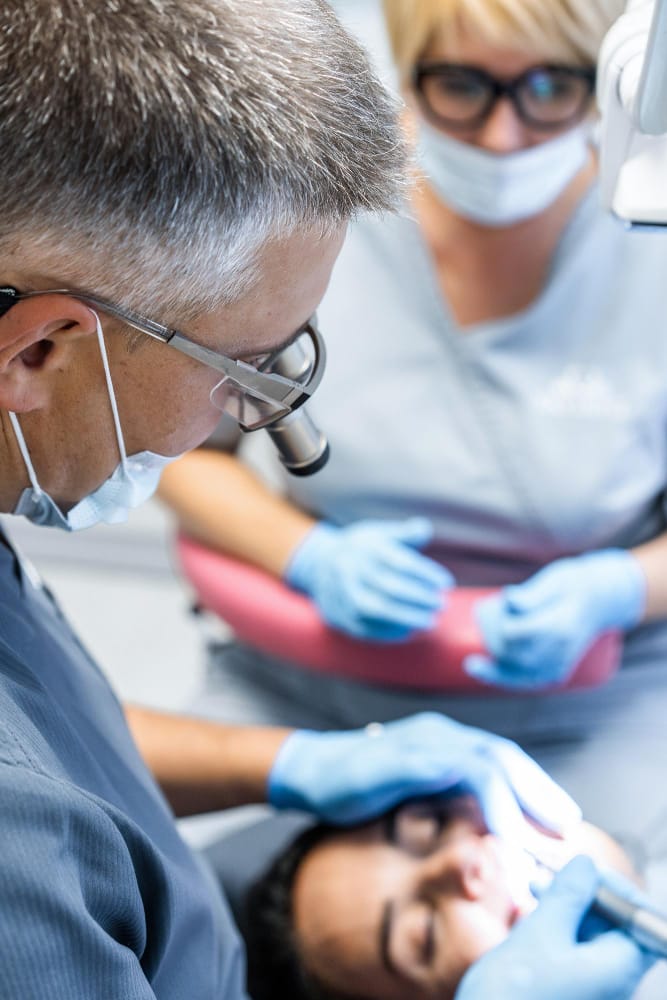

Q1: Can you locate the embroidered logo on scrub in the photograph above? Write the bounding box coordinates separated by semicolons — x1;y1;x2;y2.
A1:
534;365;630;420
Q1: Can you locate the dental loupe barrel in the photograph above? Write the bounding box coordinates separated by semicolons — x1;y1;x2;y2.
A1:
263;337;330;477
265;407;330;476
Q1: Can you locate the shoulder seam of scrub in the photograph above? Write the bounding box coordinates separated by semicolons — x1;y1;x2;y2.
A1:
0;738;121;830
0;717;41;771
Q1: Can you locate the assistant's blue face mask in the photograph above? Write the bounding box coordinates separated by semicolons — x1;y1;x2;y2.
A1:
10;311;181;531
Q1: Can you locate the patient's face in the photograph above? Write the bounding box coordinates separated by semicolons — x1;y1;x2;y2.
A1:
292;797;532;1000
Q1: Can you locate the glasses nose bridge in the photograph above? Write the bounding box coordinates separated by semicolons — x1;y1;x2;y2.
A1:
488;75;526;121
476;84;528;150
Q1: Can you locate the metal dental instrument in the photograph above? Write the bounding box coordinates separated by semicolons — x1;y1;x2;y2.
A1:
528;850;667;958
593;882;667;957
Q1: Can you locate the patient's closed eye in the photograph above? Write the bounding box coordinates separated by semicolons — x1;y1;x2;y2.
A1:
392;900;439;975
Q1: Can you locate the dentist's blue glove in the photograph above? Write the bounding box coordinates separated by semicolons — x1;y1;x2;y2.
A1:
285;517;454;642
268;712;581;842
455;856;656;1000
465;549;645;690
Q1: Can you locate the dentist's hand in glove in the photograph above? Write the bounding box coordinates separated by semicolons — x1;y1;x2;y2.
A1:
268;712;581;848
285;517;454;642
455;856;656;1000
465;549;645;690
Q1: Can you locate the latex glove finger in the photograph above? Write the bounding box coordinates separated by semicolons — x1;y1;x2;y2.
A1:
351;589;440;633
459;757;532;841
464;654;564;690
324;746;485;823
371;541;455;591
359;567;448;612
380;712;581;836
578;930;657;986
531;857;655;979
578;867;656;942
354;735;502;805
490;737;582;835
500;602;579;645
529;863;650;911
484;602;590;675
495;632;572;674
379;516;435;549
456;758;576;856
502;561;579;614
474;593;507;657
531;855;601;936
503;619;589;680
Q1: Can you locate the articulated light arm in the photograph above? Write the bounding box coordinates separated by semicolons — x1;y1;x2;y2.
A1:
598;0;667;227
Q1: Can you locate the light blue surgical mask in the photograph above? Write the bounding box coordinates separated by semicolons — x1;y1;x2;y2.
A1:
418;122;591;226
10;311;181;531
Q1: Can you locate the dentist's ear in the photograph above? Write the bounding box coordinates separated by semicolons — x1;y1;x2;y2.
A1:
0;294;98;412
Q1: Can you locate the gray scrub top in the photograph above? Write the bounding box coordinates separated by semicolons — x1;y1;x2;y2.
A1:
241;186;667;668
0;531;248;999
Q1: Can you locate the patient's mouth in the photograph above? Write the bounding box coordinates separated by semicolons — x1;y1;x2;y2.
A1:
508;901;523;928
492;839;543;918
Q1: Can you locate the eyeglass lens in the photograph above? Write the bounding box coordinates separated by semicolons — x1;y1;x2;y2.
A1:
418;65;593;129
209;328;317;428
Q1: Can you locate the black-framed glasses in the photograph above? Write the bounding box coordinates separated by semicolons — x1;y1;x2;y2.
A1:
413;62;596;132
0;285;325;431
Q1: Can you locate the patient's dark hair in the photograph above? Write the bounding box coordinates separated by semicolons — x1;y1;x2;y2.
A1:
244;823;363;1000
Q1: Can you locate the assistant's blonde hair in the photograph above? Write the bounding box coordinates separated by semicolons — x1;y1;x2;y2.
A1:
383;0;625;79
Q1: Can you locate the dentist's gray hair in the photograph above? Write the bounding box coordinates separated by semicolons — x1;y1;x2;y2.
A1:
0;0;405;320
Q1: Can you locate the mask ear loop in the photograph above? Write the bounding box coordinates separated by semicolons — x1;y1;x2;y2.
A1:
90;310;128;470
8;311;128;493
8;411;43;496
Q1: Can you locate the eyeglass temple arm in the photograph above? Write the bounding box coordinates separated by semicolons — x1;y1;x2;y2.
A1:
0;286;174;340
0;285;321;407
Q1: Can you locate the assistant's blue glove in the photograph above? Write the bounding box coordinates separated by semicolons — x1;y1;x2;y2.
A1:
465;549;645;690
285;517;454;642
268;712;581;845
455;856;656;1000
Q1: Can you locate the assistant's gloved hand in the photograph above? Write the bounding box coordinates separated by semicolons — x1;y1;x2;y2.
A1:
465;549;645;690
455;856;656;1000
284;517;454;642
268;711;581;843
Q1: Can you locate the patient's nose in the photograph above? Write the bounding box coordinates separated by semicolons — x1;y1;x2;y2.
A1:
419;839;491;901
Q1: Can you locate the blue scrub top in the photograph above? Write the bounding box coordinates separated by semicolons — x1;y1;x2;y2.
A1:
242;185;667;669
0;532;248;999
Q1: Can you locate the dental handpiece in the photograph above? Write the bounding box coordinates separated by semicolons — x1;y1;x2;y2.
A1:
593;882;667;959
528;852;667;958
